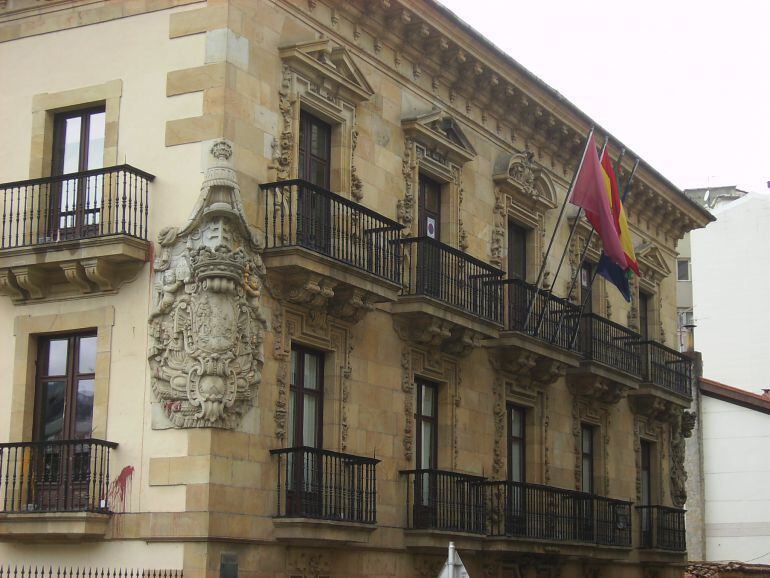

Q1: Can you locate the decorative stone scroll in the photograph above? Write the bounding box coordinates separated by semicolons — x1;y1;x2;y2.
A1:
671;410;696;507
147;140;266;429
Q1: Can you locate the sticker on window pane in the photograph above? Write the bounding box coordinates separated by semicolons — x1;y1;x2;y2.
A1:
426;217;437;239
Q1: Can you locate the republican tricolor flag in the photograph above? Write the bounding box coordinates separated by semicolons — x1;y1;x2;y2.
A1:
569;135;639;300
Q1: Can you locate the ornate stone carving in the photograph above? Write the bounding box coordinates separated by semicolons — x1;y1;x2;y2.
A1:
147;140;266;429
492;372;505;478
398;137;416;235
273;305;289;441
401;347;415;461
288;550;330;577
351;121;363;202
393;315;482;359
671;410;696;507
490;187;506;269
271;65;294;181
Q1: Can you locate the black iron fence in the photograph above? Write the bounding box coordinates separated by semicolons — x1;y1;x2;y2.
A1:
580;313;642;377
397;237;504;324
401;469;487;534
0;439;117;514
260;179;403;284
0;568;181;578
0;165;153;249
271;446;379;524
638;505;687;551
637;341;692;397
487;480;631;546
505;279;581;350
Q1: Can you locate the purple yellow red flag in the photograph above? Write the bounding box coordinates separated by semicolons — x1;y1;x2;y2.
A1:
568;134;626;268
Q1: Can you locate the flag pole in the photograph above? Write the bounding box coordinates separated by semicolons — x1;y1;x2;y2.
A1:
531;135;609;337
566;158;641;349
521;125;596;333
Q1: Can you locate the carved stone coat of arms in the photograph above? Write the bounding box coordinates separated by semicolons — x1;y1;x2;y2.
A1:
148;140;266;429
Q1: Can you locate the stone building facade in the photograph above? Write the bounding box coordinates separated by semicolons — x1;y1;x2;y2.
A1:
0;1;711;577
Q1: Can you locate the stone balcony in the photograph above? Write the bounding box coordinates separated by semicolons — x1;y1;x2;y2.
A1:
0;165;153;303
259;179;403;324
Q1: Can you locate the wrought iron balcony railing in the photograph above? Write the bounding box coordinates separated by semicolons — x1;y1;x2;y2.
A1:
487;480;632;546
270;446;379;524
637;341;692;397
0;439;118;514
579;313;642;377
401;469;488;534
260;179;403;284
397;237;504;324
0;165;153;249
504;278;581;350
637;505;687;551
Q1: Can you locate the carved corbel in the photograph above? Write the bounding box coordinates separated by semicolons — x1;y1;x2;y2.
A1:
81;258;116;291
280;272;336;309
393;315;452;350
11;266;46;299
441;326;482;358
0;269;25;302
328;286;375;323
568;374;627;405
60;261;94;293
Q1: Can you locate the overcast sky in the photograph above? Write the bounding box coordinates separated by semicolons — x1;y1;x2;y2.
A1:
438;0;769;194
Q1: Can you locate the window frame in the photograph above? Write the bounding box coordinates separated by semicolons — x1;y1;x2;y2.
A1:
676;259;691;281
415;378;439;471
33;331;98;442
289;344;325;450
507;404;527;484
507;220;528;281
581;424;595;494
298;110;332;190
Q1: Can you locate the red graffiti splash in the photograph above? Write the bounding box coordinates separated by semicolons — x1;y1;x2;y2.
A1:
108;465;134;514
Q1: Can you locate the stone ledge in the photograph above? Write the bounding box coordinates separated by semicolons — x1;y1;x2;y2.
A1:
0;235;148;303
0;511;111;541
272;517;376;544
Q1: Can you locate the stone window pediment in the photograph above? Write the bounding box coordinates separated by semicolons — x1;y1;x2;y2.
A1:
279;39;373;105
402;109;476;169
493;151;557;216
636;242;671;287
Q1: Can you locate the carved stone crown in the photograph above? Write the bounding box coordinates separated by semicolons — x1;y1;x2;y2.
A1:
190;246;246;293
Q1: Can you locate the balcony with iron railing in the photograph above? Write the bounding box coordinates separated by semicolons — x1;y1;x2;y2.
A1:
486;480;632;548
270;446;379;543
0;438;118;539
401;469;488;536
259;179;403;323
0;165;154;302
637;505;687;552
499;279;693;401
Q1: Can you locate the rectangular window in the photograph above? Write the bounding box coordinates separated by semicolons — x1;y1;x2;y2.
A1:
641;440;653;506
507;405;526;483
51;107;106;240
298;111;331;189
418;175;442;239
580;261;594;314
677;259;690;281
289;345;324;449
507;221;528;280
581;424;595;494
639;291;652;341
35;332;97;441
415;378;439;514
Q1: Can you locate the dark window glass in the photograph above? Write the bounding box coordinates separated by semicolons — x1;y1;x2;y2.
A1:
639;292;651;340
580;261;593;314
581;424;595;494
677;259;690;281
641;440;652;506
508;221;528;280
416;379;438;471
298;111;331;189
35;333;97;441
507;405;526;483
418;176;442;239
289;345;324;448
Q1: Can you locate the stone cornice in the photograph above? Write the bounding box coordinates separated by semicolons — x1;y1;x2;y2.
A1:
299;0;712;245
